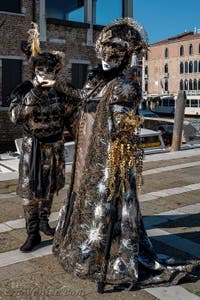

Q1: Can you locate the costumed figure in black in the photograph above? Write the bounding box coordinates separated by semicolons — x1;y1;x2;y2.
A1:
9;23;79;252
53;18;199;292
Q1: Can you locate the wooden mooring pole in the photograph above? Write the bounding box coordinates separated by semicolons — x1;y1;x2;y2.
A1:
171;91;186;152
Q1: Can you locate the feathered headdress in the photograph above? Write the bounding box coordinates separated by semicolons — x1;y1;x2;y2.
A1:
96;17;148;58
21;22;40;60
21;22;64;72
27;22;41;57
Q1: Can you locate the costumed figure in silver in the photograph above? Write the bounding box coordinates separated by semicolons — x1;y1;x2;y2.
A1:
53;18;199;292
9;23;79;252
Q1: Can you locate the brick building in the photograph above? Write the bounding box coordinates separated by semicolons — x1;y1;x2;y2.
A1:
0;0;133;153
143;31;200;98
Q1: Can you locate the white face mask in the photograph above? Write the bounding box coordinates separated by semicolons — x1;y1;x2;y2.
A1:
35;73;45;84
100;43;126;71
101;60;119;71
33;67;56;86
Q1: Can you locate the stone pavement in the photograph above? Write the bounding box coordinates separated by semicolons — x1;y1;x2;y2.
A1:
0;149;200;299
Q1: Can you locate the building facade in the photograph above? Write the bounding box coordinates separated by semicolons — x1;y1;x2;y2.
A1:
0;0;133;153
143;31;200;98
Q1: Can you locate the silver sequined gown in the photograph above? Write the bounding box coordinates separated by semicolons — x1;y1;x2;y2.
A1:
53;67;199;287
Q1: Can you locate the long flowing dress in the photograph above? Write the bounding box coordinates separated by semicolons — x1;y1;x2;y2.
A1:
53;66;199;288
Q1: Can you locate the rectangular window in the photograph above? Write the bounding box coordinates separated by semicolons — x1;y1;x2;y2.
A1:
168;99;175;106
46;0;84;23
93;0;122;25
185;100;190;107
191;99;198;107
0;0;21;13
2;59;22;107
163;99;169;106
71;63;88;89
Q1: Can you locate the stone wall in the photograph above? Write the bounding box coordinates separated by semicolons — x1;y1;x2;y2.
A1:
0;0;37;152
0;1;102;152
144;33;200;95
0;110;23;153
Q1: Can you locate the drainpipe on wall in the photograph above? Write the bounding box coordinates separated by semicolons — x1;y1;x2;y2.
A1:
86;0;93;46
123;0;133;18
32;0;36;22
39;0;47;42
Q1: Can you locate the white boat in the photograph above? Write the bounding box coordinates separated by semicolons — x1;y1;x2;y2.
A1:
149;95;200;117
140;128;166;154
185;95;200;117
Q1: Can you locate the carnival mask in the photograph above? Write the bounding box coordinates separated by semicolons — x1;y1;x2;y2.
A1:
34;66;56;85
99;43;126;71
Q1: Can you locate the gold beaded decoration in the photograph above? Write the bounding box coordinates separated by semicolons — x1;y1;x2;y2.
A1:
107;110;143;201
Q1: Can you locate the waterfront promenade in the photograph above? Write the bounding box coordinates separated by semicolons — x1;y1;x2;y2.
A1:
0;148;200;299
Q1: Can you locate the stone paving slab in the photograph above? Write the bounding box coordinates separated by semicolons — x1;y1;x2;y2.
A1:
0;255;158;300
143;154;200;171
148;228;200;259
1;201;199;263
158;203;200;216
140;190;200;216
0;252;199;299
143;161;200;175
0;245;53;268
0;223;11;233
0;186;67;223
183;281;200;298
142;167;200;194
0;149;200;299
140;183;200;202
144;148;200;163
146;286;200;300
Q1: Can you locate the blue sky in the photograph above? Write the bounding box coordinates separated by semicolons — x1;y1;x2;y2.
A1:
134;0;200;44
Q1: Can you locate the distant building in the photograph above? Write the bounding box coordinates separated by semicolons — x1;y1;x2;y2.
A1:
0;0;133;153
143;31;200;98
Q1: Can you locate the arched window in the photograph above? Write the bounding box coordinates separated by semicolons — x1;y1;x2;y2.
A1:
145;66;148;75
189;44;193;55
164;79;168;91
198;79;200;90
189;61;193;73
199;44;200;54
180;79;183;90
194;79;197;90
199;61;200;73
189;79;193;90
185;61;188;73
194;61;198;73
180;45;184;56
184;79;188;90
165;47;168;58
164;63;168;73
180;62;184;74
